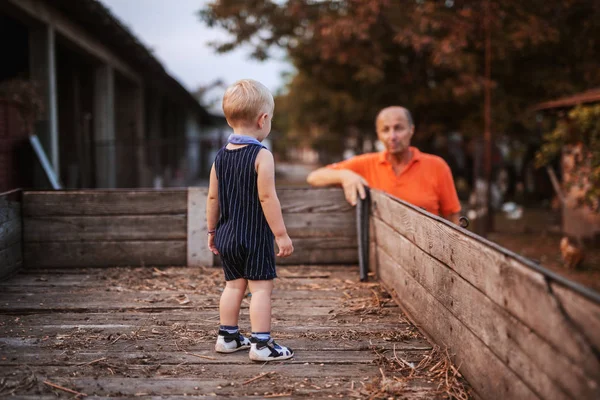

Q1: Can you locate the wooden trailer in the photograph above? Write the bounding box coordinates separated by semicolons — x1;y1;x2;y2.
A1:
0;187;599;399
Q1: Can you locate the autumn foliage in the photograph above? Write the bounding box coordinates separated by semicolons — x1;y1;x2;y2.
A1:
200;0;600;158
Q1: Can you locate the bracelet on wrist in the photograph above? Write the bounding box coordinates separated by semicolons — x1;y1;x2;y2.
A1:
207;229;216;235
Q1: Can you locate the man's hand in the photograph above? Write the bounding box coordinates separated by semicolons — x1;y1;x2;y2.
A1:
208;234;219;255
340;170;369;206
306;167;368;206
275;234;294;257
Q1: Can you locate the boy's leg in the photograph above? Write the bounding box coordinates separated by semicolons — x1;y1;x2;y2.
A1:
219;278;247;326
247;279;273;332
247;279;293;361
215;278;251;353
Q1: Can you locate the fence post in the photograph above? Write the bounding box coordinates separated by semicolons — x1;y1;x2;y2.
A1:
187;187;213;267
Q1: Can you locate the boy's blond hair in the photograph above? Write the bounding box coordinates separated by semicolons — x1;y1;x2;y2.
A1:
222;79;274;125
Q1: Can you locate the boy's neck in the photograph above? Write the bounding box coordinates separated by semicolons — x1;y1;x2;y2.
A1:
231;124;263;139
232;131;261;139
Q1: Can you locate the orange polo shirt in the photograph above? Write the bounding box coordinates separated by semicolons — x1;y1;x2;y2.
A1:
327;147;461;216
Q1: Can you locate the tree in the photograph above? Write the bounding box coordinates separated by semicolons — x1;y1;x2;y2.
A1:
199;0;600;159
536;104;600;212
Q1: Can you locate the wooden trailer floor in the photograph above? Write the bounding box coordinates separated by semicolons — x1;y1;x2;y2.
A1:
0;265;469;399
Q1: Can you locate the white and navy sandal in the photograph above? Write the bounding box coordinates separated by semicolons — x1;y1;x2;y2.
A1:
249;338;294;362
215;330;251;353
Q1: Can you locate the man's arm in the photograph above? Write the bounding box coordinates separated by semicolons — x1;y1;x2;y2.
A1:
307;167;368;206
445;212;460;225
437;161;461;225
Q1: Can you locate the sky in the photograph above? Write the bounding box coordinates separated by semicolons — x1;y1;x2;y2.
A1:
101;0;290;111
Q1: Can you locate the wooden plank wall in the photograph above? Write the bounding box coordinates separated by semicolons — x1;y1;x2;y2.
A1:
22;190;188;267
0;189;22;279
211;188;358;266
370;189;600;400
21;188;357;268
277;188;356;265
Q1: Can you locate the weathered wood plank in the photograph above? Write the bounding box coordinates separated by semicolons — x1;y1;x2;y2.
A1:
0;215;21;250
0;275;354;289
0;262;447;399
0;322;407;339
0;292;365;312
368;218;378;276
11;264;358;278
187;187;212;267
0;335;429;352
278;247;357;265
0;284;381;300
22;190;188;217
23;240;186;268
0;201;21;249
0;309;405;326
285;236;358;250
0;196;20;223
213;237;359;266
0;241;22;280
0;268;359;289
284;212;356;238
0;348;420;365
371;190;600;379
0;366;441;399
374;217;593;399
550;282;600;352
279;188;354;213
22;215;186;242
0;196;22;279
376;247;537;400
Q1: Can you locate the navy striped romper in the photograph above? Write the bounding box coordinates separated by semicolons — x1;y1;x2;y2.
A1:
213;144;277;281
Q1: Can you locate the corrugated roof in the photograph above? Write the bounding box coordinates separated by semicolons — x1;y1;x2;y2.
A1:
50;0;214;123
532;88;600;111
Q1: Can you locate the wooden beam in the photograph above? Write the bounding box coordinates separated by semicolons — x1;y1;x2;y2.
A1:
370;190;600;380
213;236;358;266
22;190;188;216
28;23;59;176
374;217;594;399
277;237;357;265
187;187;211;267
24;240;186;268
0;201;21;249
47;25;58;175
279;188;354;213
8;0;141;83
23;215;186;242
94;65;116;188
0;196;22;279
209;235;358;266
0;293;360;313
0;242;22;280
283;212;356;238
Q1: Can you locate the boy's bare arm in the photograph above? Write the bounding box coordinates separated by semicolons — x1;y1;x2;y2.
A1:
256;149;293;257
206;164;219;254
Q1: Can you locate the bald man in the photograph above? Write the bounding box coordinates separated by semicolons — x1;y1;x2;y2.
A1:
307;106;461;224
